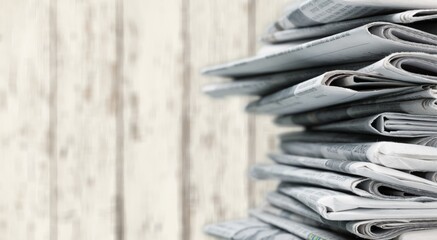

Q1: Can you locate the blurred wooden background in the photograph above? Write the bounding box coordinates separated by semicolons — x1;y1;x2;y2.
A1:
0;0;292;239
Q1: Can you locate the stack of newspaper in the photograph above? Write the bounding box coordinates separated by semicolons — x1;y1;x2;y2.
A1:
202;0;437;239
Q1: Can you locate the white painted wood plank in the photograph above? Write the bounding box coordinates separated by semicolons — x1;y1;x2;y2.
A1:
123;0;184;239
55;1;118;239
252;0;300;207
0;1;51;239
188;1;252;239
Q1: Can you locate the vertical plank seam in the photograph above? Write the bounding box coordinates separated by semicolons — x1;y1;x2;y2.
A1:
181;0;192;239
49;0;58;239
115;0;125;239
247;0;257;209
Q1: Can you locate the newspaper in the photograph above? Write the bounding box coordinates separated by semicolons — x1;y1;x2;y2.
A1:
343;85;437;105
260;205;334;231
315;112;437;137
409;171;437;183
281;141;437;171
204;218;302;240
204;52;437;99
411;136;437;148
249;209;349;240
203;22;437;77
279;131;437;147
257;41;310;56
264;9;437;43
360;52;437;84
245;71;413;115
202;62;368;98
265;193;345;231
396;229;437;240
270;153;437;195
251;164;437;200
266;193;437;240
275;98;437;126
269;0;437;31
278;183;437;221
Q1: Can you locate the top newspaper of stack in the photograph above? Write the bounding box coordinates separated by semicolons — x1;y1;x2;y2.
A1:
203;0;437;78
263;9;437;43
268;0;437;31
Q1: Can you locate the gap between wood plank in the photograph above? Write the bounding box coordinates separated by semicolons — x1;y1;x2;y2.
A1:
247;0;258;209
49;0;58;239
116;0;125;239
181;0;192;239
48;1;126;239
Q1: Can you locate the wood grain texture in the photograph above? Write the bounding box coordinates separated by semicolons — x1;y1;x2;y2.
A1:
122;0;184;239
187;1;254;239
0;1;297;239
0;1;51;239
251;0;298;208
55;1;118;239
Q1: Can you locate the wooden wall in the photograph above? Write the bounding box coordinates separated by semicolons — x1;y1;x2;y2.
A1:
0;0;292;239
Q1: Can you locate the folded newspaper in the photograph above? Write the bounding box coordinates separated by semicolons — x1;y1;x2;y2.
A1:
281;141;437;171
245;71;413;115
202;62;367;98
279;131;437;148
276;99;437;126
268;0;437;31
204;218;303;240
410;171;437;183
204;52;437;99
270;153;437;186
261;203;345;234
203;23;437;77
396;229;437;240
360;52;437;84
314;112;437;137
249;209;350;240
278;183;437;221
264;9;437;43
251;164;437;200
265;192;437;240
